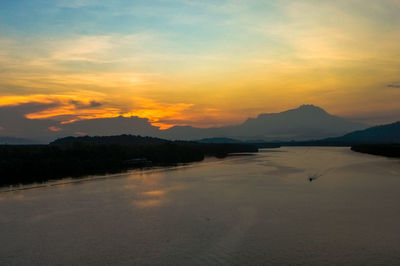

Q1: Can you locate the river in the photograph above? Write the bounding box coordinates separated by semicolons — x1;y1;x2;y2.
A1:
1;147;400;265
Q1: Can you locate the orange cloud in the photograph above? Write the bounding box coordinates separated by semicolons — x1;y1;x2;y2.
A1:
48;126;62;132
0;95;60;107
123;99;194;129
26;107;122;121
0;94;196;129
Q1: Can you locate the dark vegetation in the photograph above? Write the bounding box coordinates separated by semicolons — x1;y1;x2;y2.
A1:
351;144;400;158
0;135;257;187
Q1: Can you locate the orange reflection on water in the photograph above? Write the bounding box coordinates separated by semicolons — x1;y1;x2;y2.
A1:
134;199;165;208
123;184;137;190
0;192;25;201
134;188;168;208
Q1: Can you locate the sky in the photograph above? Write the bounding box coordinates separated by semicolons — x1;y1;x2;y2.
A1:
1;0;400;130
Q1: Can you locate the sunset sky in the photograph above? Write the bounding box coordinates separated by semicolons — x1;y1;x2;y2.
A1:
1;0;400;129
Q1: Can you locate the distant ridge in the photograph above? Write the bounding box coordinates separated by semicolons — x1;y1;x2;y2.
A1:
323;121;400;144
0;137;40;145
270;121;400;147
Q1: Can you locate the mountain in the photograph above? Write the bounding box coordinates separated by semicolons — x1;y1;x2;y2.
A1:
162;105;367;141
323;121;400;144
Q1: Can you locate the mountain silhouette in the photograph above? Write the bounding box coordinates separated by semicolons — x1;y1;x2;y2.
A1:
162;105;367;141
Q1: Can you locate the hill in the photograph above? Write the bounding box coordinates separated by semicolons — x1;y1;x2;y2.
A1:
323;121;400;144
162;105;367;141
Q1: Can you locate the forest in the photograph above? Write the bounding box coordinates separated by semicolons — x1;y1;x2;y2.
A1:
0;135;258;187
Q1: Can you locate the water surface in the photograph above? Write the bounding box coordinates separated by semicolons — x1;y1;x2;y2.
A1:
1;147;400;265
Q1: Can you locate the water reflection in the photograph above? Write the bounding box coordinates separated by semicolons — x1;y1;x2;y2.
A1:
133;189;168;208
134;199;166;208
142;190;166;196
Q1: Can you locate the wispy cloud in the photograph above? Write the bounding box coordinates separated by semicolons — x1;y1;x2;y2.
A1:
50;35;113;62
56;0;97;8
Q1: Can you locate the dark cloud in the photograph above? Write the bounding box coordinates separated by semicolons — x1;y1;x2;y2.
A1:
0;103;161;143
0;103;61;142
387;84;400;88
69;100;103;109
1;102;60;116
89;100;102;108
